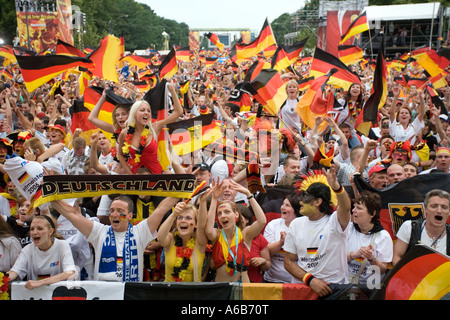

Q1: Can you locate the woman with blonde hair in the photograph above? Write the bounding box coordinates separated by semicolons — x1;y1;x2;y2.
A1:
7;215;77;290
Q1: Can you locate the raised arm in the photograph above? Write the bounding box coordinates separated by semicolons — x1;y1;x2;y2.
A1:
146;196;180;234
152;84;183;134
51;200;94;238
323;165;351;230
87;88;115;133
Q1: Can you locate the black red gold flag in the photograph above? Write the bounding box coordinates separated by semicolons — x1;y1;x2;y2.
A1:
143;78;169;121
55;39;86;57
205;32;225;51
271;38;307;71
426;84;448;116
309;47;361;90
15;54;94;92
69;99;104;144
236;18;276;60
297;76;314;91
338;45;363;65
119;55;152;69
372;245;450;300
159;47;178;80
87;35;121;83
355;40;387;136
340;11;369;44
176;46;191;62
166;113;222;155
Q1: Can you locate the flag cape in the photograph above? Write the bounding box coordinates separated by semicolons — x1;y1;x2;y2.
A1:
159;47;178;80
166;114;222;155
338;45;363;65
33;174;195;207
55;39;86;57
247;68;287;116
176;46;191;62
355;40;387;136
354;172;450;239
87;35;121;83
205;32;224;51
340;11;369;44
15;54;94;92
236;18;276;59
295;70;337;131
373;245;450;300
310;47;361;90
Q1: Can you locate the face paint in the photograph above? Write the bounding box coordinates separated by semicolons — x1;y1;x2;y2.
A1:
300;202;316;216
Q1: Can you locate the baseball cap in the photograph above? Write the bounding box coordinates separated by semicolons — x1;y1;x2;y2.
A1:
194;162;210;172
439;114;448;122
369;164;387;178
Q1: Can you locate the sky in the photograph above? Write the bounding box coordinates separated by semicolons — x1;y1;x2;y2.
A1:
137;0;305;31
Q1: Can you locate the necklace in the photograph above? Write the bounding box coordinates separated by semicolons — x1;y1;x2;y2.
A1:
122;124;150;166
109;127;122;158
172;232;195;282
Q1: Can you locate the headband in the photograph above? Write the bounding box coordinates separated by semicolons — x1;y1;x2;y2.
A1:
42;215;56;230
436;147;450;155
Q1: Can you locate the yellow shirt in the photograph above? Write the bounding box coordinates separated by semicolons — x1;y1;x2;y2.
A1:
164;242;205;282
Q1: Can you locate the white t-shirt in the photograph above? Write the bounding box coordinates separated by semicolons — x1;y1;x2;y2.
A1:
0;236;22;272
280;98;302;133
283;212;350;284
87;220;156;282
10;238;76;280
389;117;424;144
396;220;447;255
346;223;393;284
263;218;295;283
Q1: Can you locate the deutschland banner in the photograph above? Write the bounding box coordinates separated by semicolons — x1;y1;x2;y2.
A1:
354;172;450;239
33;174;196;207
372;245;450;300
15;54;94;93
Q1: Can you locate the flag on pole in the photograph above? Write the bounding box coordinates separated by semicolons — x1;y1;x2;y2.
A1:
87;35;121;83
236;18;276;60
159;47;178;80
340;11;369;44
205;32;225;51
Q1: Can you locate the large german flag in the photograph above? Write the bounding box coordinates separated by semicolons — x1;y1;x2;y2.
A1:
373;245;450;300
119;55;152;69
55;39;86;57
0;46;17;66
340;11;369;44
205;32;225;51
166;114;222;156
69;99;106;144
176;46;191;62
87;35;121;83
243;58;270;84
271;38;307;71
338;45;363;65
416;48;450;78
143;78;169;121
310;47;361;90
159;46;178;80
295;69;338;131
236;18;276;60
15;54;94;93
355;40;387;136
246;68;287;116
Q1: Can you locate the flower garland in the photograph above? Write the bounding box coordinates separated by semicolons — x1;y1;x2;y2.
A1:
109;127;122;159
122;124;150;166
172;232;195;282
0;272;10;300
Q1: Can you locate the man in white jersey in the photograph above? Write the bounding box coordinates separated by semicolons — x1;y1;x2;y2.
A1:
283;165;351;297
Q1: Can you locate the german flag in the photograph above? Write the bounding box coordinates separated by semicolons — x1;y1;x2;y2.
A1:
340;11;369;44
271;38;307;72
373;245;450;300
134;80;151;93
243;59;270;84
159;46;178;80
78;68;93;96
338;45;363;65
205;32;225;51
70;99;105;144
0;67;13;80
118;33;125;68
242;283;318;300
227;82;253;112
15;54;94;93
202;56;218;67
429;73;448;90
416;49;450;78
176;46;191;62
55;39;86;57
309;47;361;90
236;18;276;60
119;55;152;69
143;78;169;121
246;69;287;116
166;113;222;155
426;84;448;116
295;69;338;131
298;76;314;91
262;44;277;58
84;86;133;126
0;46;17;66
87;35;121;83
355;40;387;136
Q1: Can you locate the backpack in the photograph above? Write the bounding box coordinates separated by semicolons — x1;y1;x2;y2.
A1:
407;219;450;255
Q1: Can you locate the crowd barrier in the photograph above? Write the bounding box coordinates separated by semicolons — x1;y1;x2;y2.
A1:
10;281;370;300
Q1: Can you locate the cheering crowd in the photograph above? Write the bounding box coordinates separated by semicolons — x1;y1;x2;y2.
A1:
0;43;449;300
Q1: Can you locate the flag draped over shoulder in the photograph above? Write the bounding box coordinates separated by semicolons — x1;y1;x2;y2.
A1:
15;54;94;93
166;114;222;155
87;35;121;83
340;11;369;44
245;68;287;116
295;69;338;131
372;245;450;300
236;18;276;60
55;39;86;57
205;32;225;51
33;174;196;207
159;47;178;80
309;47;361;91
355;40;387;136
